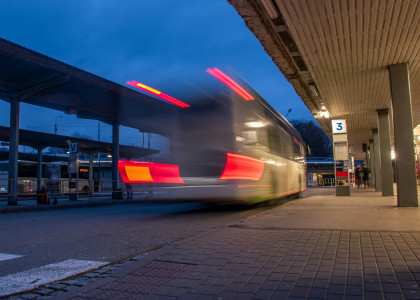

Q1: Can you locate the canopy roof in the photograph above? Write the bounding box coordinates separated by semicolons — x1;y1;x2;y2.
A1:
0;38;178;136
229;0;420;159
0;126;158;159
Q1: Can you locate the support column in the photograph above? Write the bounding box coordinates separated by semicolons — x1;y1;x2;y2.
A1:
373;129;381;192
389;63;418;207
112;122;120;199
36;148;43;192
89;153;93;195
369;139;376;188
377;109;394;196
8;98;20;205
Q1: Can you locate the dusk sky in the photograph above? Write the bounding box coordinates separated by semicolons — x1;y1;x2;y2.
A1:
0;0;313;149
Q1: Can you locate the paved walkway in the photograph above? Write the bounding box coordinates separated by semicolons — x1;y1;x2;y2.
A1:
40;187;420;300
0;192;150;213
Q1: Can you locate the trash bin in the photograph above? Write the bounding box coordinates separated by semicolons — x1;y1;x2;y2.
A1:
37;188;49;205
112;188;123;199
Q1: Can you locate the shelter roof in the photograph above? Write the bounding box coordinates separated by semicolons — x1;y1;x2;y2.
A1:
229;0;420;159
0;38;177;136
0;126;158;159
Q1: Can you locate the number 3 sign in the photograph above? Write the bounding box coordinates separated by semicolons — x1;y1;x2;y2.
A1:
332;120;347;134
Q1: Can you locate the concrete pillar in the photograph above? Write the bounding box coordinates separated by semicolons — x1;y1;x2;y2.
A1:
377;109;394;196
389;63;418;207
89;153;93;195
112;122;120;199
36;148;43;192
369;139;376;188
8;98;20;205
373;129;381;192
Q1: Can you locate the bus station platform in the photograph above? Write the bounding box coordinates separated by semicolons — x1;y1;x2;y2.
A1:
27;186;418;300
0;192;149;214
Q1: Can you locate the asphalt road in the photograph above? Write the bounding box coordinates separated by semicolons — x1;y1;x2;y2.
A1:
0;200;277;279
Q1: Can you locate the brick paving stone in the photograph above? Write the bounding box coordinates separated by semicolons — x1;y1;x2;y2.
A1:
224;282;246;292
325;294;344;300
230;292;254;300
311;279;329;288
270;290;290;299
234;275;251;283
252;289;273;300
283;273;300;282
327;284;346;295
239;283;259;293
307;287;327;299
165;287;190;298
17;294;41;300
241;267;259;275
382;283;402;293
329;276;346;285
347;276;364;286
248;275;266;284
403;289;420;300
345;285;364;296
295;278;313;287
365;291;384;299
205;285;225;295
289;287;309;298
364;281;382;292
260;280;278;290
142;295;163;300
277;281;295;291
266;272;284;281
399;280;419;289
384;293;405;300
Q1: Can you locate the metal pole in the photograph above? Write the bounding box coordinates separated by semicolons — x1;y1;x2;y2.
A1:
89;153;93;203
112;122;120;199
8;98;20;205
37;148;43;192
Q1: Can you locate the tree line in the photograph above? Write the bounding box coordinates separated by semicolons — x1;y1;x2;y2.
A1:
290;120;332;157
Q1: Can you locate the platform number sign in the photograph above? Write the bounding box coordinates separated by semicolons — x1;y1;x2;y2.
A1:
69;143;79;153
332;120;347;134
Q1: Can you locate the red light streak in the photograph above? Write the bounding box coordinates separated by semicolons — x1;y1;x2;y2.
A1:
118;160;184;184
206;68;255;100
127;80;190;108
220;153;264;180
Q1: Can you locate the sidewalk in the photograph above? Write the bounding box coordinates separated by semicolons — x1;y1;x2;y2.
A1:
49;187;420;300
0;192;150;213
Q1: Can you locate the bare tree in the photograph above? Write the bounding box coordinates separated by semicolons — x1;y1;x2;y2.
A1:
291;120;332;157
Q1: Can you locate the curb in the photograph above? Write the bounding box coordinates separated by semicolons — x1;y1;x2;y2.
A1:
0;199;149;214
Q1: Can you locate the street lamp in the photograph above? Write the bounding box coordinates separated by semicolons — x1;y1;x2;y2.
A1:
55;115;63;135
285;109;292;118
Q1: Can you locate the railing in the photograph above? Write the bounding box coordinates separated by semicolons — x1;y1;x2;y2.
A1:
0;178;152;202
317;178;348;187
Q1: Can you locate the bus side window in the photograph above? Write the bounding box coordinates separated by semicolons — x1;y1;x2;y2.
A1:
267;125;282;155
256;127;269;150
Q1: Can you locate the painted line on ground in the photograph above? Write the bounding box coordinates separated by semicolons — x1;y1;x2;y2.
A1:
0;259;108;296
0;253;24;262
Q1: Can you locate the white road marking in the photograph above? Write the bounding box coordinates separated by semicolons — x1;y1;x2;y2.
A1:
0;253;24;262
0;259;108;296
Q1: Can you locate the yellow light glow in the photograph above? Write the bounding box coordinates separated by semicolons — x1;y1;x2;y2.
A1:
125;166;153;182
136;83;162;95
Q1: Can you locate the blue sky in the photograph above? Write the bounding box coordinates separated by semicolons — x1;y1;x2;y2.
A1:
0;0;313;149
